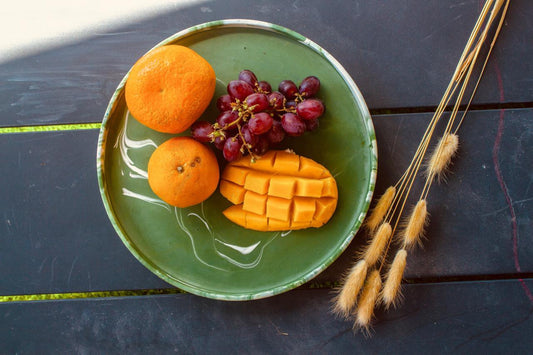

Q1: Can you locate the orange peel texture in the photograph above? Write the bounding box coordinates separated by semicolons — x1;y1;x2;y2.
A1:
148;137;220;208
125;45;216;133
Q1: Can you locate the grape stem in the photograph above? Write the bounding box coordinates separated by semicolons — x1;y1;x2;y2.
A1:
210;98;261;162
236;123;257;162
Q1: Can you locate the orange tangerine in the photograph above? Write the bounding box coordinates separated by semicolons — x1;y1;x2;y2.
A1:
125;45;216;133
148;137;220;208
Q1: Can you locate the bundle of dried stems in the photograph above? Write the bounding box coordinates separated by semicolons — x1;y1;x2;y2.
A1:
333;0;510;333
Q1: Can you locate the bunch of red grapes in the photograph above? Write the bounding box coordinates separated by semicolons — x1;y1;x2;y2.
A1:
191;70;325;162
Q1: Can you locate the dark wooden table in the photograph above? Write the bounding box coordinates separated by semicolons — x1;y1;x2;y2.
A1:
1;0;532;353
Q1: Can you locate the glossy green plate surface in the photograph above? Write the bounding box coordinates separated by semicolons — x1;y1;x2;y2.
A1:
97;20;377;300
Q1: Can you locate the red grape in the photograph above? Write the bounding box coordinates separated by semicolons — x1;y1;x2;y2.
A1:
267;120;285;144
241;124;258;147
217;111;239;133
190;121;214;143
223;137;243;162
252;135;270;156
238;70;258;87
257;81;272;94
213;135;226;150
245;93;269;113
285;100;297;110
195;71;325;162
278;80;298;99
216;94;233;112
248;112;273;135
267;91;285;110
296;99;324;120
281;113;306;136
227;80;254;101
299;76;320;97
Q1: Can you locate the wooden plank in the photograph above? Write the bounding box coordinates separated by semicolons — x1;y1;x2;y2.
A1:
0;0;531;127
0;130;169;295
317;107;533;283
1;279;532;353
0;108;531;295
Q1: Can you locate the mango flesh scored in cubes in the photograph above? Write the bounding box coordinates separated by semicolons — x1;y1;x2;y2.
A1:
266;196;292;222
243;191;267;216
222;165;249;185
220;150;338;231
292;197;316;222
268;176;296;199
294;178;324;198
244;171;271;195
219;180;246;205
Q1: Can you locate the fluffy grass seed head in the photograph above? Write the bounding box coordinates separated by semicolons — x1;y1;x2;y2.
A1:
332;259;368;319
427;133;459;182
381;249;407;309
403;199;428;249
364;222;392;266
354;269;382;332
365;186;396;233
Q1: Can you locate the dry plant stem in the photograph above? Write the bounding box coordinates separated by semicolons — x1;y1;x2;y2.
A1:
454;0;510;134
333;0;510;330
402;200;428;249
388;0;507;226
364;222;392;266
421;32;483;197
384;68;466;232
365;186;396;233
454;0;496;81
333;260;368;318
421;2;508;200
355;270;382;331
382;0;509;264
443;0;507;138
381;249;407;309
426;133;459;181
421;133;459;198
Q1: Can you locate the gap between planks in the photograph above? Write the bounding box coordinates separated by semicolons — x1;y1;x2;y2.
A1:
2;274;532;303
0;123;102;134
1;101;532;135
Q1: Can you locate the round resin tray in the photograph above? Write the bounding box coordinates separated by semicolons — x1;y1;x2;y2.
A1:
97;19;377;300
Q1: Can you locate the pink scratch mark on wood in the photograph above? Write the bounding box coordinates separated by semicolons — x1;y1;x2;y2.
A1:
491;59;533;304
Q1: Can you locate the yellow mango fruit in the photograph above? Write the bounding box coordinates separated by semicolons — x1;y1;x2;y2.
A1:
220;150;338;231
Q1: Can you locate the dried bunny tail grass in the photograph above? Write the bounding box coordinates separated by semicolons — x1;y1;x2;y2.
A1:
427;133;459;181
364;222;392;266
365;186;396;233
381;249;407;309
402;199;428;249
354;269;382;332
332;260;368;319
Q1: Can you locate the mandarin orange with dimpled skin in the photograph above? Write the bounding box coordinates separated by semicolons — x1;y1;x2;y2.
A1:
125;45;216;133
148;137;220;208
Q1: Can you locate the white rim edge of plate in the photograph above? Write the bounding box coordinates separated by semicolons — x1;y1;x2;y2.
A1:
96;19;378;301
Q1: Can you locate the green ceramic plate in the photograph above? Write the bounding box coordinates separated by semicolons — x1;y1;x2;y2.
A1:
97;19;377;300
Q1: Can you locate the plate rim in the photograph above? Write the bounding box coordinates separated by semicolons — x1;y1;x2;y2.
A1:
96;19;378;301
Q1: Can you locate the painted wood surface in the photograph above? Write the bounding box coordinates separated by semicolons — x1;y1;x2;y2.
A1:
1;281;532;353
1;108;531;295
1;0;532;127
0;0;531;352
